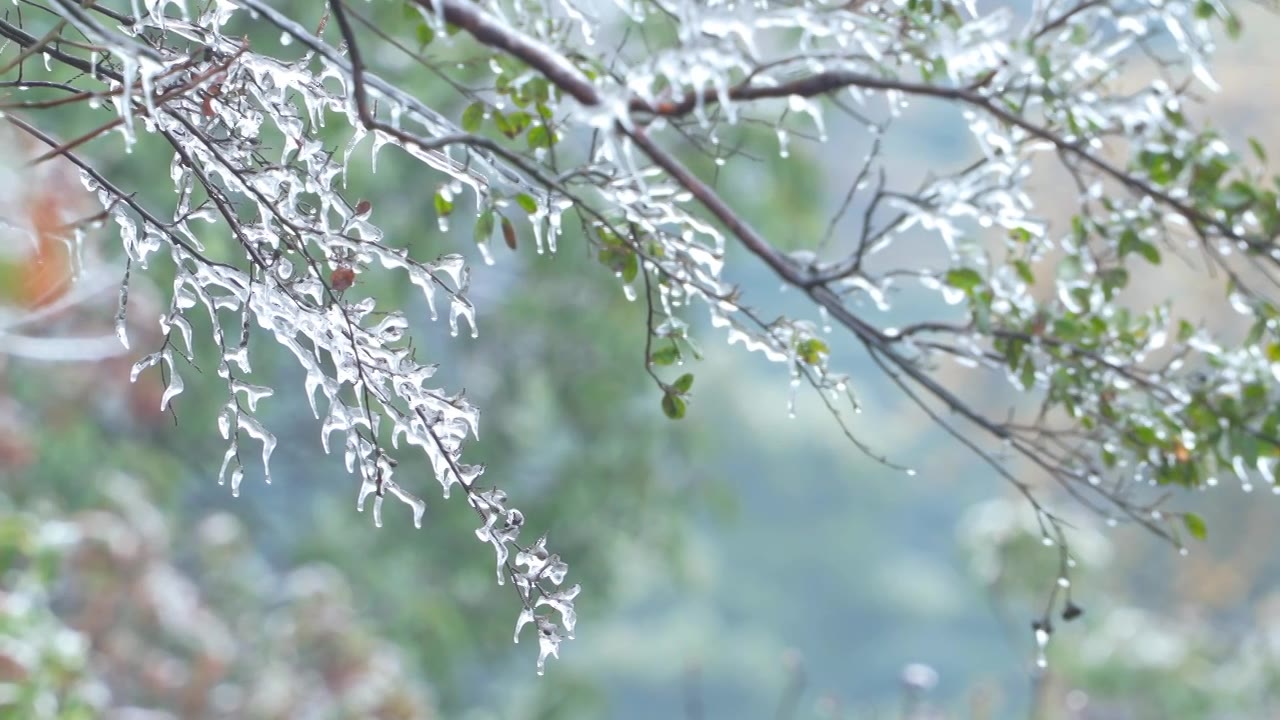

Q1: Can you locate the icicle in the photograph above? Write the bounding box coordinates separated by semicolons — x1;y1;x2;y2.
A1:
115;261;132;349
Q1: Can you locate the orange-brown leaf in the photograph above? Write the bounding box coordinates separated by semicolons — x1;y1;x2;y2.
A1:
330;266;356;292
501;216;517;250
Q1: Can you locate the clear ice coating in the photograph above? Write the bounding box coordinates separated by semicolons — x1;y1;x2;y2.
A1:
28;0;1277;676
51;0;581;674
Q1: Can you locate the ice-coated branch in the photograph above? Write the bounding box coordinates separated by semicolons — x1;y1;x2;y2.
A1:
6;0;1280;670
375;0;1088;510
366;0;1280;630
410;0;599;106
2;0;581;673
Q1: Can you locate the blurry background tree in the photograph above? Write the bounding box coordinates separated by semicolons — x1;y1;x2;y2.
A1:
4;0;1280;718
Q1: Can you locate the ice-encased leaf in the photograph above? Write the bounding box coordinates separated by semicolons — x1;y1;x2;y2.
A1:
130;352;162;382
235;414;277;483
514;606;537;643
115;264;131;350
537;584;580;638
159;350;184;410
229;380;275;413
535;617;563;676
384;480;427;529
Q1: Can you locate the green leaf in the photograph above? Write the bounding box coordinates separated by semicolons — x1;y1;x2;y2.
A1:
493;113;514;137
1035;54;1052;79
1118;229;1161;264
797;337;829;365
1133;424;1159;446
528;78;551;104
474;208;495;244
1135;240;1161;265
434;191;454;217
415;23;435;49
1071;215;1088;243
527;125;553;150
621;251;639;284
1246;317;1267;346
494;110;532;139
461;102;485;133
505;111;532;135
1233;429;1261;467
599;245;638;282
1008;227;1033;244
1215;181;1255;212
1052;317;1081;341
1257;194;1280;237
673;373;694;394
1005;337;1024;372
597;247;622;269
515;193;538;214
944;267;982;292
1182;512;1208;541
650;345;679;366
1014;260;1035;285
1140;149;1183;186
661;391;686;419
1019;355;1036;390
1190;155;1230;198
1068;287;1092;314
1250;137;1268;163
972;291;992;333
1117;228;1137;258
597;227;622;247
927;56;947;81
1100;267;1129;299
1243;381;1268;412
1225;11;1242;39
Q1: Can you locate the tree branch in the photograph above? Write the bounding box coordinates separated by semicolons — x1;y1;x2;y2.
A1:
382;0;1185;539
